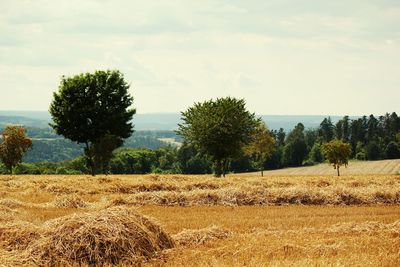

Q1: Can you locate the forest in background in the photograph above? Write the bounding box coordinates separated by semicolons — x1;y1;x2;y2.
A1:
0;111;399;175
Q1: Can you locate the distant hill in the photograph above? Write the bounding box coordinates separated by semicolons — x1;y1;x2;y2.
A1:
0;115;49;128
0;111;51;121
0;111;356;131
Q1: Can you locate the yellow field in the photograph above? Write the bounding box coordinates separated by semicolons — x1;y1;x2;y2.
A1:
244;159;400;176
140;205;400;266
0;173;399;266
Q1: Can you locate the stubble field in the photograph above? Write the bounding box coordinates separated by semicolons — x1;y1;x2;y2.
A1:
0;168;399;266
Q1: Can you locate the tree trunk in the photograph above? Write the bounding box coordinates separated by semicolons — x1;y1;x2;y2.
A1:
259;158;265;177
337;166;340;176
222;159;227;178
85;142;96;176
214;160;222;178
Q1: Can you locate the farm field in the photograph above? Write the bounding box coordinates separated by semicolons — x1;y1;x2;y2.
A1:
243;159;400;176
140;205;400;266
0;171;399;265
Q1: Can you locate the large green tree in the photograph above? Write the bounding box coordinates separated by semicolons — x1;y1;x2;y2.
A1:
322;140;352;176
49;70;135;175
177;97;260;177
0;126;32;174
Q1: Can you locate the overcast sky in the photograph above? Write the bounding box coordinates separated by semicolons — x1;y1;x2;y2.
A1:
0;0;399;115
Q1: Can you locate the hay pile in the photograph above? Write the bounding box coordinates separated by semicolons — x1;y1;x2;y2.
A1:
173;225;231;246
50;194;89;208
26;207;174;265
0;222;43;251
105;184;400;206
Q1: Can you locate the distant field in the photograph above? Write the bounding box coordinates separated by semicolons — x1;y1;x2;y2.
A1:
246;159;400;176
157;137;182;147
0;173;399;265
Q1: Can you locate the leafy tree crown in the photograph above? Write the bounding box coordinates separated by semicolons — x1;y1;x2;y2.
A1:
177;97;260;176
49;70;136;144
322;140;352;169
0;126;32;173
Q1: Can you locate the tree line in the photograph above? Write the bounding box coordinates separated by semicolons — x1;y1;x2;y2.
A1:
0;70;399;176
0;113;399;176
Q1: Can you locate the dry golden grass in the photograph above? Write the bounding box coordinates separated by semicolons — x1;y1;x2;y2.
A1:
25;207;174;266
139;206;400;267
246;159;400;176
0;172;399;266
1;173;400;208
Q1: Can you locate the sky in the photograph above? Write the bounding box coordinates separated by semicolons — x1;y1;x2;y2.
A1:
0;0;399;116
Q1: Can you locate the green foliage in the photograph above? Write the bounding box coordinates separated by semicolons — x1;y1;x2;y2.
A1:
366;141;382;160
283;123;307;167
177;97;260;177
154;146;181;173
385;141;400;159
21;130;177;163
355;151;366;160
0;125;32;173
366;115;379;142
230;153;255;173
245;122;275;176
305;129;318;152
109;147;182;174
276;128;286;147
1;109;398;175
24;139;83;163
49;70;136;175
89;134;123;174
322;140;352;176
0;163;8;174
308;142;324;164
265;145;284;170
335;116;350;141
318;117;335;143
124;136;168;150
14;163;41;174
110;148;156;174
350;116;367;149
177;142;212;174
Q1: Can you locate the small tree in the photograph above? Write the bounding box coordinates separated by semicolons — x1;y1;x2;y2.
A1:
177;97;260;177
49;70;135;175
245;122;275;176
322;140;352;176
0;126;32;174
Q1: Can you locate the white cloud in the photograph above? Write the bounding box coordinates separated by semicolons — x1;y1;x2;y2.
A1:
0;0;399;115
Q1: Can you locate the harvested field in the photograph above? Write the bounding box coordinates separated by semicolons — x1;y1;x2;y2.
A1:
139;205;400;266
0;172;399;265
0;173;400;207
245;159;400;176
